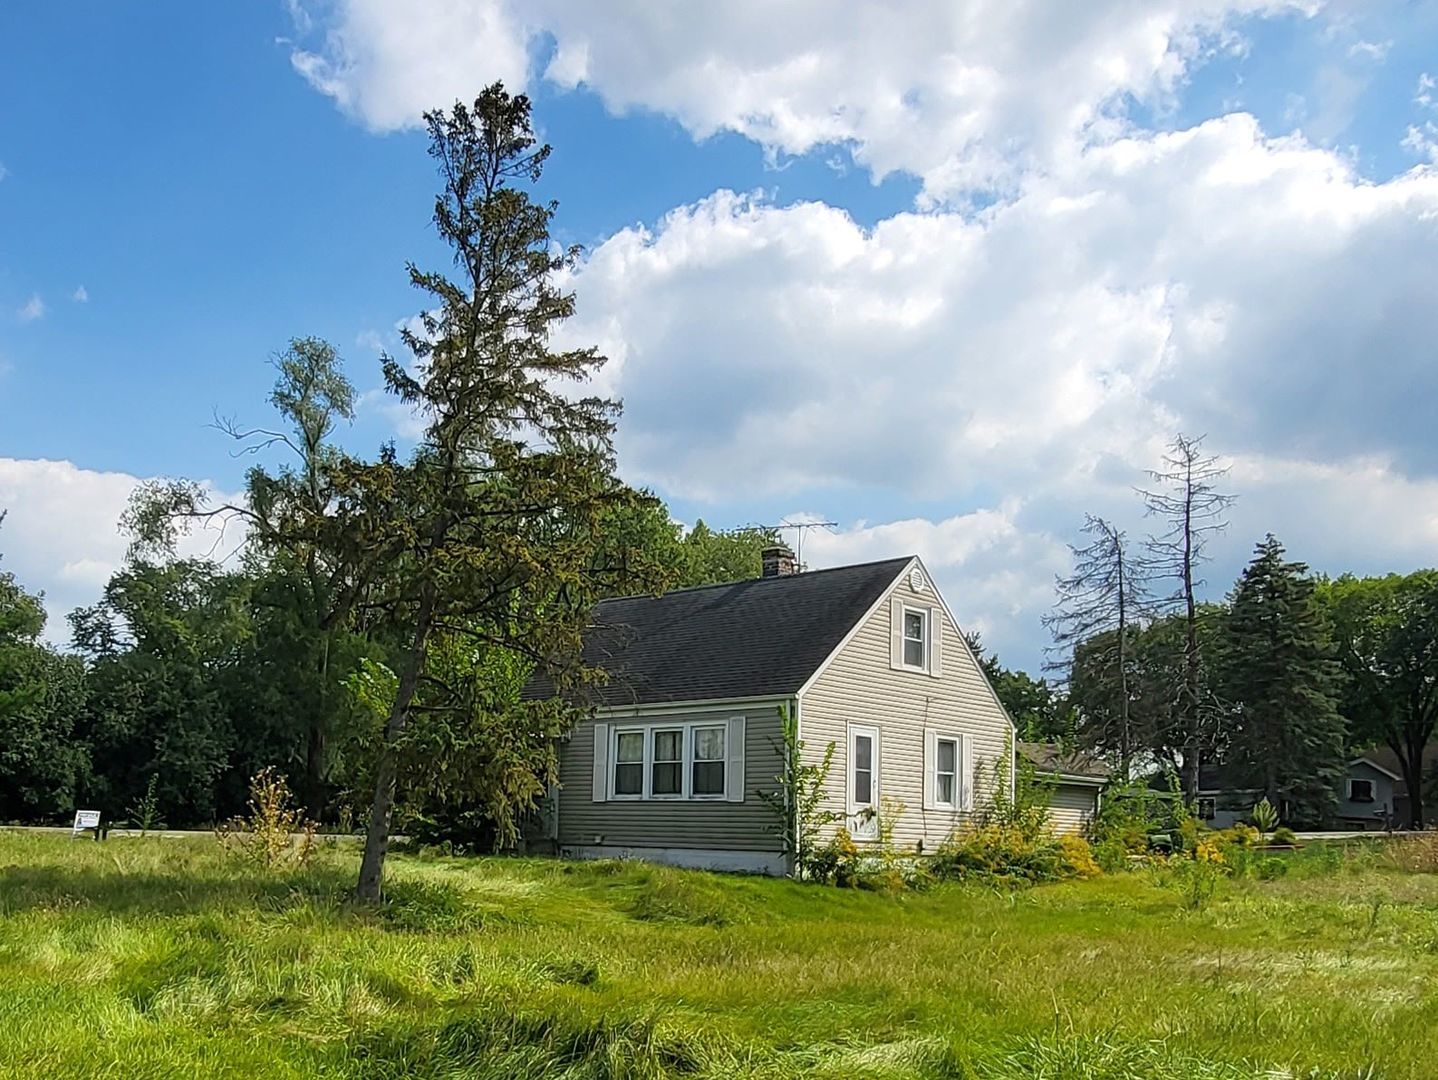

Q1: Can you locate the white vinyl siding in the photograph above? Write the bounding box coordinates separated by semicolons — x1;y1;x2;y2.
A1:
888;596;943;677
806;565;1011;851
1047;782;1101;834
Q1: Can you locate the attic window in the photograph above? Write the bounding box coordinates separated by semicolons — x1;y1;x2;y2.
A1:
903;609;928;669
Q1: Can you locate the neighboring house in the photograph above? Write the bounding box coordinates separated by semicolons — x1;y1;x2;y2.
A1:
1196;744;1438;829
1018;742;1109;834
526;546;1016;875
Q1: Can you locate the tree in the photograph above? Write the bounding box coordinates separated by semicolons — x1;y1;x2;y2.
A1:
1043;516;1149;776
328;87;667;900
1220;536;1345;825
1138;434;1234;799
0;516;88;821
679;521;778;585
964;630;1074;742
1321;570;1438;828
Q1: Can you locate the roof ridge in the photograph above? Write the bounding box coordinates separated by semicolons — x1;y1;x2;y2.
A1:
596;555;915;605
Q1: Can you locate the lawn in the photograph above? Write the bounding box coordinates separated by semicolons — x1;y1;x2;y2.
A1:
1;834;1435;1079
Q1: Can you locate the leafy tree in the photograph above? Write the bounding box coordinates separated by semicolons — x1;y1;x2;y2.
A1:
964;630;1074;742
312;87;669;900
1220;535;1345;825
1044;516;1150;776
0;519;88;820
70;560;252;825
679;520;778;585
1139;434;1234;798
1321;570;1438;827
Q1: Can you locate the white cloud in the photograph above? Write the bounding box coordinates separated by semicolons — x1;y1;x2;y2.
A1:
288;0;1319;201
0;459;246;647
16;294;44;322
72;286;88;304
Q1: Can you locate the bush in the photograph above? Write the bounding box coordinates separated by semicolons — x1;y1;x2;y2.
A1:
215;768;317;870
932;824;1066;886
1058;834;1102;878
1092;837;1132;874
1271;826;1298;846
808;828;862;887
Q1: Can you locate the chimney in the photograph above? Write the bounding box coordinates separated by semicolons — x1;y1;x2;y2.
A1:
761;542;798;578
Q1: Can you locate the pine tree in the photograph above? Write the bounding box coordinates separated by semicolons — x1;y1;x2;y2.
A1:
1221;535;1345;825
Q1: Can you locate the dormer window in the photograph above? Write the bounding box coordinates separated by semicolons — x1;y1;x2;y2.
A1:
903;608;928;669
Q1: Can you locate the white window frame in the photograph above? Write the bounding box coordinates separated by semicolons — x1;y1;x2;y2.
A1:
934;735;959;808
848;724;881;840
605;720;735;802
611;727;647;801
650;726;685;799
689;724;728;800
900;605;929;672
1347;778;1375;803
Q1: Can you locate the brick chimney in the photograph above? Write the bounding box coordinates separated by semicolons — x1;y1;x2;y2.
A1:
761;542;798;578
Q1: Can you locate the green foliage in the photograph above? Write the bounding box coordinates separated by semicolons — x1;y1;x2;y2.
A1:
965;630;1075;741
1220;535;1346;826
126;774;163;835
759;703;841;880
1271;826;1298;846
1321;569;1438;828
677;519;778;586
1250;797;1279;832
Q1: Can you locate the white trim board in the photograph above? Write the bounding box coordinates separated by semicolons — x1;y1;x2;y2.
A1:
593;695;788;718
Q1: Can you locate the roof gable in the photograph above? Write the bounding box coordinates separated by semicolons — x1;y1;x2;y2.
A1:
526;557;913;707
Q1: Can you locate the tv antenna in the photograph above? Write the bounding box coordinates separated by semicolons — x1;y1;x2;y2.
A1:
754;519;839;569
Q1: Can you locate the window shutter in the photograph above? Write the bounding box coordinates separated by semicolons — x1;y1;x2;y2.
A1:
960;734;975;811
889;596;904;669
922;727;937;810
929;606;943;677
591;722;609;803
725;716;746;802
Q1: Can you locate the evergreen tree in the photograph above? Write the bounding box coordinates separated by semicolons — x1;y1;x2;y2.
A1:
1221;535;1345;825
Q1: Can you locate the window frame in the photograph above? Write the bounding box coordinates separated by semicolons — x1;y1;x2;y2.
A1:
934;735;959;808
607;720;734;802
900;604;929;672
1196;796;1216;820
649;727;685;799
1347;778;1375;804
689;724;728;800
611;727;647;801
848;723;881;839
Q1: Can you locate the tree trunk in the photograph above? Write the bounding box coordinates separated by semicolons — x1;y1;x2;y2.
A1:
355;589;435;902
305;632;332;819
1402;738;1425;830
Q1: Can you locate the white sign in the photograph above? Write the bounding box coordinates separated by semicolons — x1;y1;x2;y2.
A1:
72;810;101;836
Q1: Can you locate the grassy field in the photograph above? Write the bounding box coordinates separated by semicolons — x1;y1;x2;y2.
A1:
1;833;1435;1079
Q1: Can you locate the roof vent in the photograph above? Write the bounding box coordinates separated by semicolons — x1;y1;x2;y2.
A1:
761;543;798;578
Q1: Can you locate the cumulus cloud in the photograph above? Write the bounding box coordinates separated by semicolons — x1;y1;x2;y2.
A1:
287;0;1318;200
16;294;44;322
0;459;246;647
72;285;88;304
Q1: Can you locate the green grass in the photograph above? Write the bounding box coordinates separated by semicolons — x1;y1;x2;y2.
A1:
1;834;1435;1078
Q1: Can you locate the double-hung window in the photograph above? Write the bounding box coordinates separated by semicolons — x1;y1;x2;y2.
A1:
651;729;683;797
691;726;727;797
613;730;645;797
902;608;928;669
597;719;742;802
1348;778;1374;803
935;736;958;807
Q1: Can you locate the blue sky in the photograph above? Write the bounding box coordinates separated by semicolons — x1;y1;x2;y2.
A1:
2;2;1437;669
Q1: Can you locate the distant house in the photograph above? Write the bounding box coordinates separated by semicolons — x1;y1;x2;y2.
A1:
525;546;1016;874
1196;744;1438;830
1018;742;1109;834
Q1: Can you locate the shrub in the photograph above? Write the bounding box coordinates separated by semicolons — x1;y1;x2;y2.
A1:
1271;826;1298;846
808;828;862;887
932;824;1065;886
1220;823;1261;848
1092;837;1132;874
1250;797;1279;833
1057;834;1101;878
216;768;317;870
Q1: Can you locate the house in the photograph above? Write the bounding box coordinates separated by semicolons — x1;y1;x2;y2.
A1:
1336;744;1437;829
1196;744;1437;829
1018;742;1109;834
527;546;1016;875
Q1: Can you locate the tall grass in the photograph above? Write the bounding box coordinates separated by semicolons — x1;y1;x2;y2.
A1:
1;832;1434;1078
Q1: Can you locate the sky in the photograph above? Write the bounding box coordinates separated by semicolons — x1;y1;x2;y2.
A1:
2;1;1437;672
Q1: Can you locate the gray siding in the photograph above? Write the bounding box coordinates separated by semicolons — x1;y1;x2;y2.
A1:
1334;760;1397;826
556;702;786;854
799;566;1014;852
1047;783;1100;834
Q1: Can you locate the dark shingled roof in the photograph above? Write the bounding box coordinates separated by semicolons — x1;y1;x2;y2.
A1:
1018;742;1111;782
525;557;913;707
